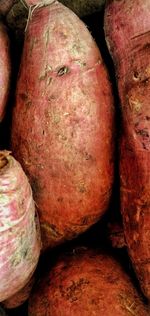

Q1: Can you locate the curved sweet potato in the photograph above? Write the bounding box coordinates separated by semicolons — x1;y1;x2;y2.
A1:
28;248;149;316
11;1;115;249
0;23;10;122
0;151;41;302
104;0;150;299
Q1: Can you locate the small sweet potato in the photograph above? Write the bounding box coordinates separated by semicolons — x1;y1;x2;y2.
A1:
104;0;150;299
0;151;41;302
11;1;115;249
28;248;149;316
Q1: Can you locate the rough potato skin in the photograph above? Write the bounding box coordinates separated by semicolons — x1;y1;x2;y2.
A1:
0;23;10;122
28;248;149;316
11;2;114;249
104;0;150;299
0;151;41;302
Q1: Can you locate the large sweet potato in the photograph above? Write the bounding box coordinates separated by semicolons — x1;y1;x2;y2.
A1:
28;248;149;316
0;23;10;122
104;0;150;299
0;151;41;302
11;1;115;249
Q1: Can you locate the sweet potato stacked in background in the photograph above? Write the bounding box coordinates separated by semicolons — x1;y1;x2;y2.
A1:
105;0;150;300
0;0;149;315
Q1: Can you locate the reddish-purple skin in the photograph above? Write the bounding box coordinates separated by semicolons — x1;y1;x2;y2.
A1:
0;23;10;122
11;2;115;249
0;151;41;302
28;248;149;316
105;0;150;299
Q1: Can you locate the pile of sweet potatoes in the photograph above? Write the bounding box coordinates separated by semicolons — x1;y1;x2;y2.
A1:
0;0;149;315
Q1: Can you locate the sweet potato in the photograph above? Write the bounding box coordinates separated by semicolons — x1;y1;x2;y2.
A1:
28;248;149;316
11;1;115;249
104;0;150;299
0;151;41;302
0;23;10;122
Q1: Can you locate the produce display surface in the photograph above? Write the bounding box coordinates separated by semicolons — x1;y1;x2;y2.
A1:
0;0;149;315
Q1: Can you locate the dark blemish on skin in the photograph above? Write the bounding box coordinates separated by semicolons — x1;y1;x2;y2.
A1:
136;129;149;137
78;184;86;193
19;93;28;101
31;177;43;199
142;142;148;150
106;274;119;284
19;93;32;107
84;152;94;161
135;122;139;127
81;216;89;225
131;30;150;40
39;73;47;81
57;66;70;76
26;100;32;107
133;71;140;81
22;248;28;259
146;116;150;121
43;223;62;238
47;77;52;85
60;279;89;303
48;94;56;101
81;215;96;226
142;42;150;51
